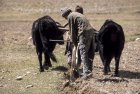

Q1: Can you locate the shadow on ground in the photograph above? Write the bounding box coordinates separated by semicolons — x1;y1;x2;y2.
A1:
51;66;68;72
97;70;140;83
97;77;129;83
119;70;140;79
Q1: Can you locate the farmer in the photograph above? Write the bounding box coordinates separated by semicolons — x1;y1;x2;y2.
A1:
75;5;84;14
62;6;84;66
61;8;96;79
60;5;84;28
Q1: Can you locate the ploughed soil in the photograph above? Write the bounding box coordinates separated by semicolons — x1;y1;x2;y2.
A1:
0;0;140;93
61;40;140;94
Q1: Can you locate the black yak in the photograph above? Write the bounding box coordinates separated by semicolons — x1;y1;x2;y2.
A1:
32;15;65;72
97;19;125;76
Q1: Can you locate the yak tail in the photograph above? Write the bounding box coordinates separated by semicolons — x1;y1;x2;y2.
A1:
31;21;35;45
49;52;57;63
32;20;38;45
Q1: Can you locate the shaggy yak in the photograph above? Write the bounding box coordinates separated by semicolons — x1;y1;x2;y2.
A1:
97;19;125;76
32;15;65;72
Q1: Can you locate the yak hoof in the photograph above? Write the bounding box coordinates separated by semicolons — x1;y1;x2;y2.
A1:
40;68;44;72
43;65;49;70
43;64;49;70
48;63;52;67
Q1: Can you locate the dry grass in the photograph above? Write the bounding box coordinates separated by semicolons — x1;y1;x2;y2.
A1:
0;0;140;94
0;21;67;94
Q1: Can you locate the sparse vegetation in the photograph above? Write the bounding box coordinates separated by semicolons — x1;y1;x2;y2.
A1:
0;0;140;94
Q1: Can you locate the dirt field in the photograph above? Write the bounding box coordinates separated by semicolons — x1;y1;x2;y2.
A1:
0;0;140;94
62;41;140;94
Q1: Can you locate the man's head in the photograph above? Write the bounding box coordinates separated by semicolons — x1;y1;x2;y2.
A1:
61;8;72;19
75;5;83;14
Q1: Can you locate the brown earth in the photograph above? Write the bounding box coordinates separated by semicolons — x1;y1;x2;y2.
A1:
62;40;140;94
0;20;139;94
0;0;140;94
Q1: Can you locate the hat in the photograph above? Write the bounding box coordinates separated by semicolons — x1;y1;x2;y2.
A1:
61;7;72;17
